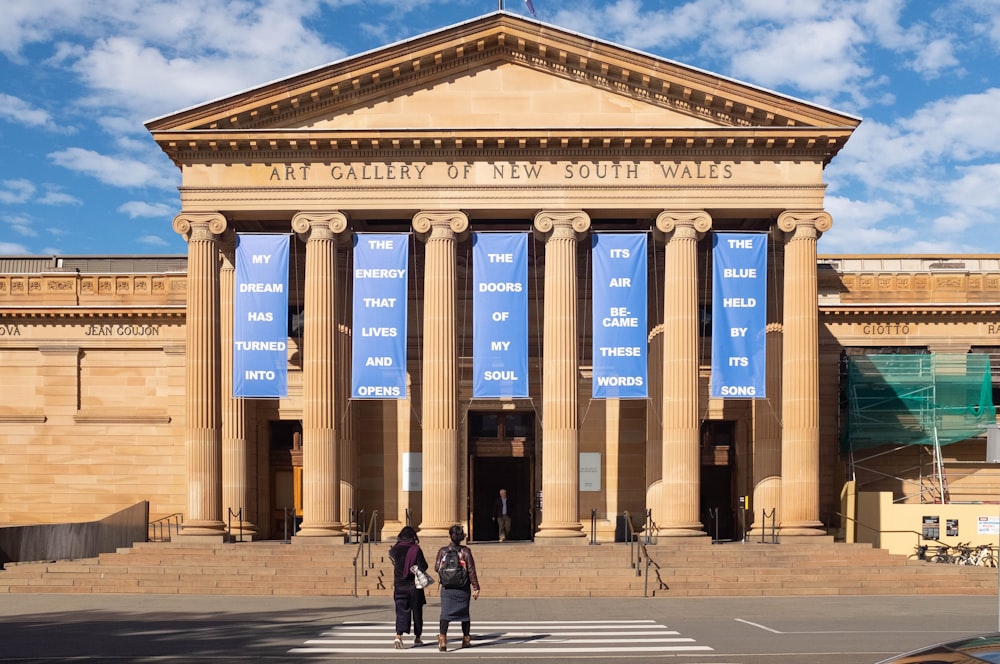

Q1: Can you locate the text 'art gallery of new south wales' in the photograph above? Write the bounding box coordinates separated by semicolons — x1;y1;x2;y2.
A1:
5;13;1000;555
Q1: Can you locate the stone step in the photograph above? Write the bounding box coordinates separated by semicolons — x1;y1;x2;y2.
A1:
2;539;996;597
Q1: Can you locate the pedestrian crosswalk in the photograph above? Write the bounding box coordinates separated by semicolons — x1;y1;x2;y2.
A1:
288;619;713;655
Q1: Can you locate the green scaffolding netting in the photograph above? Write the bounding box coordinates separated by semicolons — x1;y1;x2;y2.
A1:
841;353;996;453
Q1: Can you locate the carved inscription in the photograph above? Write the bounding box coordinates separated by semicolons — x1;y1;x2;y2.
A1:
860;323;911;335
263;160;737;184
84;324;161;336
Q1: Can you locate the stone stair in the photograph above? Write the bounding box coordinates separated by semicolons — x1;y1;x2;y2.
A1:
0;538;996;597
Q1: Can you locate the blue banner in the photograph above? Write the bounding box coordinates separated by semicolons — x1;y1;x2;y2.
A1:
233;234;289;398
352;233;409;399
473;233;529;398
592;233;648;399
711;233;767;398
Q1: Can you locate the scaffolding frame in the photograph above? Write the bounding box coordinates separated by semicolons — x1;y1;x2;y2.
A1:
843;353;995;504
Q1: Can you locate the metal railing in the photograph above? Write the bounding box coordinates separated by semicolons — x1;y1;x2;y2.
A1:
622;509;668;597
148;513;183;542
226;507;244;543
352;510;380;598
758;508;778;543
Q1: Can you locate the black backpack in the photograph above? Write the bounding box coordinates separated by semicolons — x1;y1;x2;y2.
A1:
438;546;469;589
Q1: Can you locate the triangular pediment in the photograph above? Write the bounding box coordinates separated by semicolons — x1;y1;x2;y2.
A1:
147;12;859;162
292;61;717;130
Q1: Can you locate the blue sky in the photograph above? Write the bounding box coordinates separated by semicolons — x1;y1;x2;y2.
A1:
2;0;999;256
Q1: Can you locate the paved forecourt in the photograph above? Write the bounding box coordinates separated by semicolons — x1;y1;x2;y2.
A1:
3;593;1000;663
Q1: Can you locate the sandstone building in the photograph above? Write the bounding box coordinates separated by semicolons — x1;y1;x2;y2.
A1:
1;14;996;547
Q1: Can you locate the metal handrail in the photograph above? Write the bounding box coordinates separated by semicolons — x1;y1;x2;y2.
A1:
148;513;183;542
624;510;640;572
352;509;380;598
624;509;668;597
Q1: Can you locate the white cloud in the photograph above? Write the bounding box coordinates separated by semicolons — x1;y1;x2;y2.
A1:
0;241;31;254
48;147;176;189
941;164;1000;213
0;179;36;204
0;93;68;132
2;213;38;237
819;194;917;253
118;201;175;218
65;5;346;121
37;189;82;206
137;234;171;247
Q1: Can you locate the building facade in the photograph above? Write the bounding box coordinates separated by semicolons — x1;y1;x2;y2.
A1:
6;14;992;546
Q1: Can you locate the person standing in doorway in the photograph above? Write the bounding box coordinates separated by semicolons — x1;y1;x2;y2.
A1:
388;526;428;649
434;524;480;651
493;488;512;542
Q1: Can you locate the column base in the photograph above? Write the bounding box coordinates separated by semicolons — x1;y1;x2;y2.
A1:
417;523;464;539
656;520;705;538
296;522;346;538
179;520;226;539
656;529;708;538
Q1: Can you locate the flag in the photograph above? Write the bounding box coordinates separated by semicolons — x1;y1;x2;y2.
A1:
524;0;536;16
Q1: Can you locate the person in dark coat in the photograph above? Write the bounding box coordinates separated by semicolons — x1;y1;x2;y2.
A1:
434;524;480;651
388;525;429;649
492;488;512;541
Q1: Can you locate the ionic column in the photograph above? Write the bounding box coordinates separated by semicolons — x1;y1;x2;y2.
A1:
750;323;782;535
173;212;228;537
292;211;348;539
414;211;469;537
338;318;357;531
777;210;830;536
655;211;711;537
333;241;357;530
220;234;257;540
533;210;590;540
645;325;663;517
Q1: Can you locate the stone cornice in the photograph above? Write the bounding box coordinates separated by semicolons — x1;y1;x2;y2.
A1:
151;127;854;167
0;272;188;307
821;305;1000;316
0;308;185;318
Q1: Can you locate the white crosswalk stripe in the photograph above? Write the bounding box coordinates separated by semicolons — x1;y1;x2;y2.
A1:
288;619;713;655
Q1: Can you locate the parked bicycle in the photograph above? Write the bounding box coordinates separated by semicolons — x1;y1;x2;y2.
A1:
911;542;996;567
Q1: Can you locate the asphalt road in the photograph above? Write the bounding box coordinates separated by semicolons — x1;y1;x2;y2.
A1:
2;593;998;663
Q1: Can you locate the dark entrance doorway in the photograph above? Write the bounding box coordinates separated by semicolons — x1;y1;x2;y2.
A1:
700;420;737;542
467;411;535;542
471;457;532;542
269;420;302;540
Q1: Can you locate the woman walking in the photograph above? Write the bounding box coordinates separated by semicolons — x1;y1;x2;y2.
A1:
434;524;480;651
388;526;429;649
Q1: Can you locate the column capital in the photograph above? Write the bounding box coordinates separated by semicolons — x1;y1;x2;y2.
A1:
777;210;832;237
413;210;469;240
532;210;590;241
219;229;238;269
654;210;712;238
172;212;228;242
292;211;349;242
